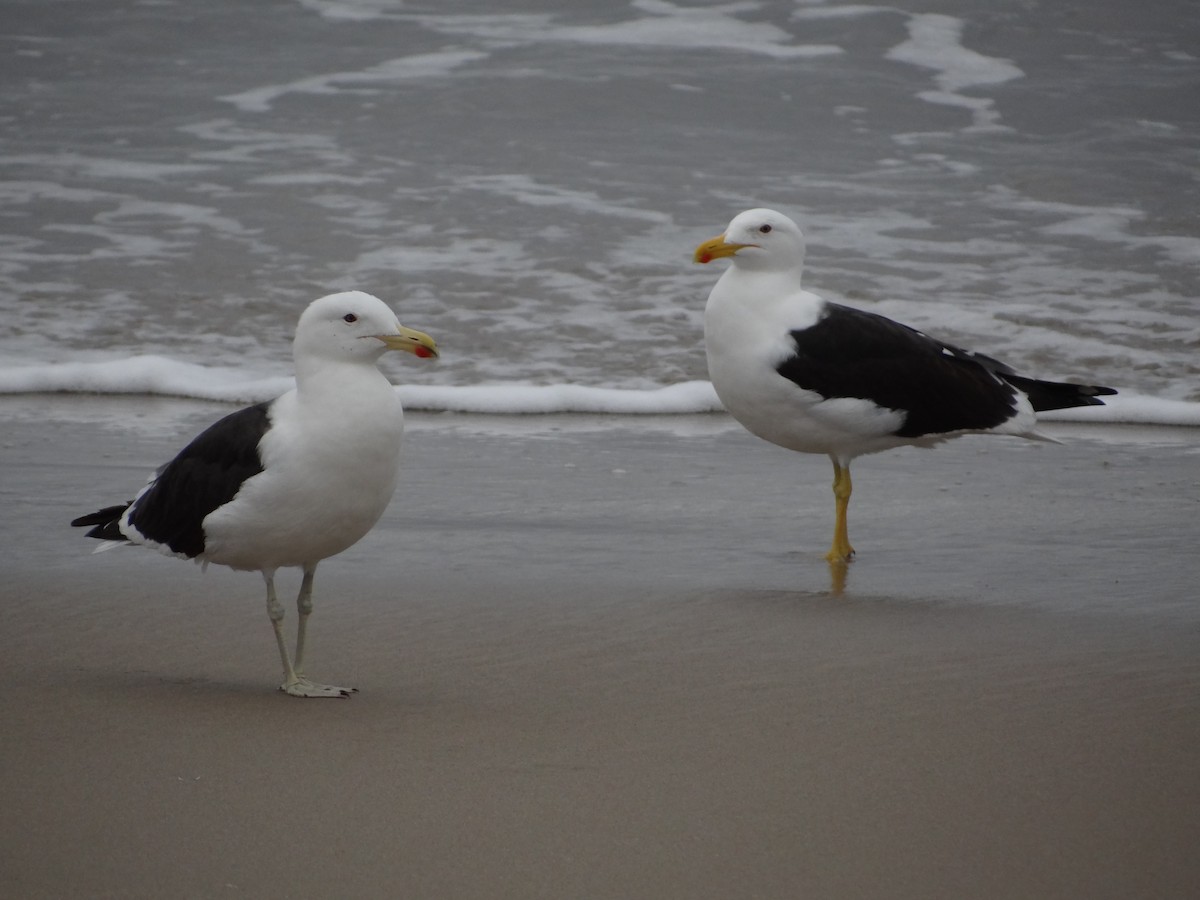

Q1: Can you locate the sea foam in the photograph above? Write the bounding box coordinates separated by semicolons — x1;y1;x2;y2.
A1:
2;356;1197;426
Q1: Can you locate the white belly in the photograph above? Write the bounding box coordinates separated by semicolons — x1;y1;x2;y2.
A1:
707;345;910;458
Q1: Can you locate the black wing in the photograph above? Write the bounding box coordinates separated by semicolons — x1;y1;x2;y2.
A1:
776;303;1112;438
72;402;271;558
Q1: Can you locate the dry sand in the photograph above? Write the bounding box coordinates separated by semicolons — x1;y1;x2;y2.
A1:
2;397;1198;899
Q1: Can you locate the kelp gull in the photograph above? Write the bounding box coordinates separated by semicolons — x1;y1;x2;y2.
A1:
694;208;1116;563
72;291;438;697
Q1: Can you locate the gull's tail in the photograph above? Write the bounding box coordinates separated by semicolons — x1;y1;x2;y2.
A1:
1003;375;1117;413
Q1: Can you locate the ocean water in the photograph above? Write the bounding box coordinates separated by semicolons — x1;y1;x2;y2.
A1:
2;0;1198;423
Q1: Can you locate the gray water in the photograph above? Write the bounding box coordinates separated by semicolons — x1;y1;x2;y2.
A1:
2;0;1198;403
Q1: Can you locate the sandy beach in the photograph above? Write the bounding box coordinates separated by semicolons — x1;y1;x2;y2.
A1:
2;396;1198;899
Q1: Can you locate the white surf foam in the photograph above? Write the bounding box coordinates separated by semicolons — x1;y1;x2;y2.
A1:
885;13;1023;132
2;356;1196;426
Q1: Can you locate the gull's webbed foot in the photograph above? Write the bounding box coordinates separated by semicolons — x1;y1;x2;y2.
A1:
279;676;358;698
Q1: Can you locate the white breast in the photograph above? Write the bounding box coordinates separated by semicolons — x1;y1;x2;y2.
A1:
704;270;908;458
202;371;405;571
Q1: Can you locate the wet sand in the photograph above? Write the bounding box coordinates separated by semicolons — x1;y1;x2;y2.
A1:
2;397;1198;899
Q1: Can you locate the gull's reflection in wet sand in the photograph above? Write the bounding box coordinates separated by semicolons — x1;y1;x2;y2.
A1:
827;559;851;598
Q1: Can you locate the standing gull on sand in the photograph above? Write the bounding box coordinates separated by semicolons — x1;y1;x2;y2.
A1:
72;291;438;697
694;208;1115;563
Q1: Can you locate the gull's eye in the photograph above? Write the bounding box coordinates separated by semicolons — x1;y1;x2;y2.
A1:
343;313;358;323
758;224;773;234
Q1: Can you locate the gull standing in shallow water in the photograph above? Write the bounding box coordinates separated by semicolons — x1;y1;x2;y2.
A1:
694;208;1115;564
72;291;438;697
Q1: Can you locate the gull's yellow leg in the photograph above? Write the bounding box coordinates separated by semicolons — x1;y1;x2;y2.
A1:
826;457;856;563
